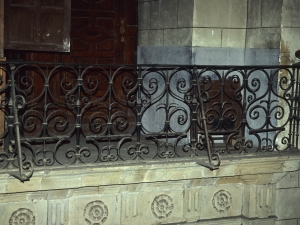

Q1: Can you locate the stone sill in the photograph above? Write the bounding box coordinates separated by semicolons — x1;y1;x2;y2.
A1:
1;152;300;194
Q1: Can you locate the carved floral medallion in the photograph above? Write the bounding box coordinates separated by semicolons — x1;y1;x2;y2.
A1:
9;208;35;225
84;200;108;225
151;194;174;219
212;190;232;213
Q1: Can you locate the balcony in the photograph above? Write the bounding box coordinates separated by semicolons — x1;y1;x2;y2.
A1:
0;62;300;182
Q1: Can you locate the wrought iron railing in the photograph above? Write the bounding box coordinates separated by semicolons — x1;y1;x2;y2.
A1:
0;62;300;181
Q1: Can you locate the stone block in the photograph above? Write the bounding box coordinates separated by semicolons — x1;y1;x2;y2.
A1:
275;220;298;225
222;29;246;48
282;0;300;27
200;184;242;219
150;0;178;29
262;0;283;28
281;28;300;60
138;2;151;30
192;28;222;47
137;46;192;64
183;187;201;222
40;175;81;190
276;171;299;189
138;30;163;46
178;0;194;28
246;28;281;49
68;194;120;225
164;28;193;46
276;187;300;219
47;199;69;225
192;47;245;65
6;176;41;193
244;48;280;65
243;184;276;218
247;0;261;28
138;189;185;225
121;193;139;224
242;217;277;225
0;200;47;225
194;0;247;28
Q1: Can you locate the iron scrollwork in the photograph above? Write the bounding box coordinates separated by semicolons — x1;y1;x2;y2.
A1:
0;62;299;181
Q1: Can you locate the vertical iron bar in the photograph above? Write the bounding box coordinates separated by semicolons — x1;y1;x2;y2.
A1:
6;64;15;169
195;68;219;169
9;64;32;181
189;67;198;156
75;66;82;163
294;67;300;149
240;69;248;153
136;66;142;147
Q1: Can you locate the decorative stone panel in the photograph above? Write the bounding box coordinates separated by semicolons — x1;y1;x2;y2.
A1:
0;199;47;225
183;187;201;222
68;194;120;225
200;184;242;219
138;189;185;225
47;199;69;225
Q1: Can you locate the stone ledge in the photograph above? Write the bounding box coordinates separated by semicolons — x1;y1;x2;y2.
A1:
1;152;300;193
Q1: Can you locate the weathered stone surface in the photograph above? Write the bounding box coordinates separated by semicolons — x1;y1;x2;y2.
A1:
137;46;192;64
178;0;194;28
192;28;222;47
275;220;298;225
183;187;201;222
6;176;42;193
262;0;282;28
138;29;163;46
247;0;261;28
276;187;300;219
280;28;300;62
140;189;185;224
164;28;192;46
0;200;47;225
222;29;246;48
0;154;300;224
246;28;281;49
138;1;151;30
244;48;280;65
68;194;120;225
150;0;178;29
276;171;299;189
282;0;300;27
47;199;69;225
200;184;242;219
193;0;247;28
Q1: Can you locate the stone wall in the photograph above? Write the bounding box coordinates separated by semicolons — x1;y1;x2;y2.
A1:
280;0;300;65
1;154;300;224
137;0;285;65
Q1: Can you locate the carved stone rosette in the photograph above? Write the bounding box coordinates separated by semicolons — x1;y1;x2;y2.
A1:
212;190;232;213
151;194;174;219
9;208;35;225
84;200;108;225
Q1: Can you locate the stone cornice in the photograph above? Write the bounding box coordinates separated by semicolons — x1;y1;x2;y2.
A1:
1;152;300;194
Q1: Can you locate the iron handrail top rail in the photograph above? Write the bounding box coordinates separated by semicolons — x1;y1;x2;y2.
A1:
0;61;300;70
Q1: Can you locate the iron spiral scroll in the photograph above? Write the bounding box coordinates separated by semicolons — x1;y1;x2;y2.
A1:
0;62;299;181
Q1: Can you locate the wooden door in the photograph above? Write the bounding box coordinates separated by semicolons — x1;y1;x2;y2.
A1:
5;0;138;65
4;0;138;138
67;0;137;65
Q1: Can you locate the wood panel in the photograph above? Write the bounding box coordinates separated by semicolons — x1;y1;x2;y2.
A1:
4;0;71;52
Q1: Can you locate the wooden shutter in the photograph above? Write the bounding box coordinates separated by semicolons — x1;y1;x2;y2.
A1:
4;0;70;52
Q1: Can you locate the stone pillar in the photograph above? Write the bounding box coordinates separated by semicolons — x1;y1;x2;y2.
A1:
0;0;5;151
